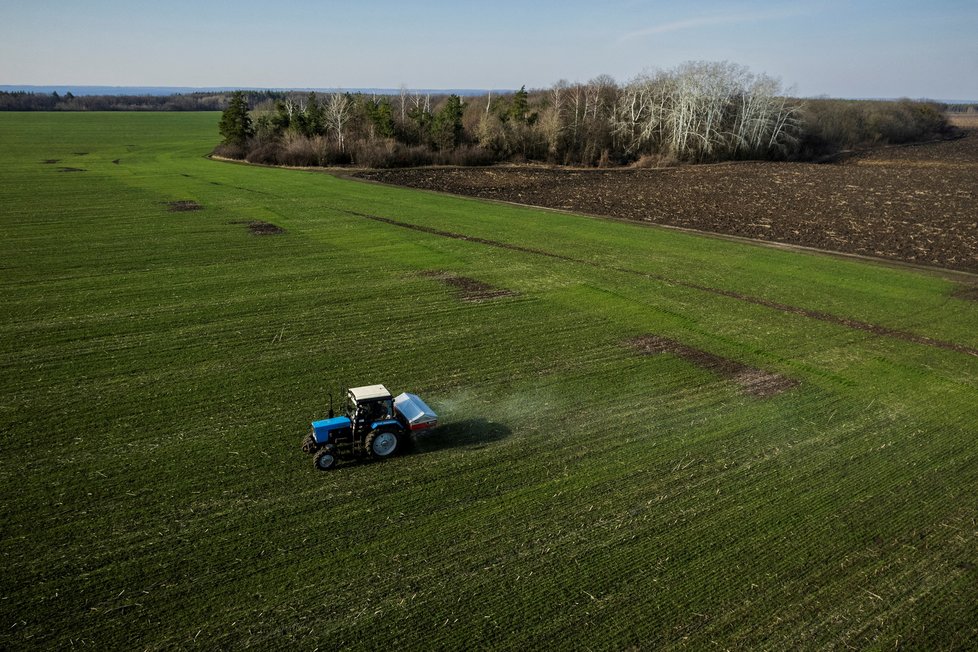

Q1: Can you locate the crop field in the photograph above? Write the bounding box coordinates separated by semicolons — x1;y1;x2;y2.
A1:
2;112;978;649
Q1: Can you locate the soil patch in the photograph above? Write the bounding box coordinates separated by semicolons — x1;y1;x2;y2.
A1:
72;152;89;156
166;200;202;212
41;159;60;164
229;220;285;235
627;335;798;397
953;285;978;301
56;167;86;172
112;159;121;165
420;271;515;301
355;131;978;273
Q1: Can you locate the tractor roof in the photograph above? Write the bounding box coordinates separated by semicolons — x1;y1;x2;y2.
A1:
349;384;392;402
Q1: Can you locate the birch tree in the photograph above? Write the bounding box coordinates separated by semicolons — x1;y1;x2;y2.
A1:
325;92;351;151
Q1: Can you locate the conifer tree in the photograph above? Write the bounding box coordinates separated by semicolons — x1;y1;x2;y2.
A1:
219;91;254;146
303;92;325;136
432;95;464;150
510;86;529;124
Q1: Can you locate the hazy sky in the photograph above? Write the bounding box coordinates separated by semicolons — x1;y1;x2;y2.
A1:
1;0;976;98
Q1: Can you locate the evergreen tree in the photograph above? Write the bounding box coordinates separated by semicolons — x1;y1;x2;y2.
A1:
272;100;291;134
219;91;254;146
371;98;396;139
510;85;529;124
432;95;465;150
407;104;433;145
303;92;325;136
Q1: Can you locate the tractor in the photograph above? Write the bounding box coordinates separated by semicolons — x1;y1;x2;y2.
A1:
301;384;438;470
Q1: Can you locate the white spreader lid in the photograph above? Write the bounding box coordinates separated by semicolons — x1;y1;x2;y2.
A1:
349;384;392;401
393;392;438;425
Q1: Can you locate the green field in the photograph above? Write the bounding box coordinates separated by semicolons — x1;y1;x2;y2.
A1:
2;112;977;649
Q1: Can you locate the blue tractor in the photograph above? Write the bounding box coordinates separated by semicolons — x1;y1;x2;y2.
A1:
301;384;438;470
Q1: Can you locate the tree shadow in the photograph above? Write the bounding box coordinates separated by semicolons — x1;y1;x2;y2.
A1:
407;418;512;455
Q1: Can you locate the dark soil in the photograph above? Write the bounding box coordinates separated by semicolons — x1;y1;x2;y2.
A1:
56;167;85;172
420;271;515;301
627;335;798;397
41;159;60;164
953;285;978;301
342;208;978;359
356;130;978;273
166;200;202;212
229;220;285;235
112;159;121;165
72;152;89;156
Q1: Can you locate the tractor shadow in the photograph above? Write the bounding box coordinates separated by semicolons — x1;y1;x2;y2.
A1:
407;418;512;455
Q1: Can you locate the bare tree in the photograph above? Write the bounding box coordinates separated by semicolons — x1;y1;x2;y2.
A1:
399;84;408;123
541;79;570;159
325;92;351;151
612;62;800;162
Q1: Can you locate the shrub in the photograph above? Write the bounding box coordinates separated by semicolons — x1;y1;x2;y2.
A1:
352;140;433;168
212;142;247;160
796;99;952;159
278;133;319;167
630;153;679;168
244;142;281;165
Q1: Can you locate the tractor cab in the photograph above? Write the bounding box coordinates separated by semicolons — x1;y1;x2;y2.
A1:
347;384;396;433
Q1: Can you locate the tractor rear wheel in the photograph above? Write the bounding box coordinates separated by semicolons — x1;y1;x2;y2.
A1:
301;432;317;454
365;429;402;460
313;445;338;470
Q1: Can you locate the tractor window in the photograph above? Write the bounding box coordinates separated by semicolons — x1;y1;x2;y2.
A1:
366;400;393;421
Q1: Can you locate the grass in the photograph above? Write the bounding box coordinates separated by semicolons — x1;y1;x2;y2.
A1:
1;112;977;649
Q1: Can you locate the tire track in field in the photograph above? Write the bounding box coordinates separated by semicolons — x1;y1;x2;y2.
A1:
342;209;978;359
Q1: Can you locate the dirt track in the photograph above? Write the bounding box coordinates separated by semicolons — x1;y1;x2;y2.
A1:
355;131;978;273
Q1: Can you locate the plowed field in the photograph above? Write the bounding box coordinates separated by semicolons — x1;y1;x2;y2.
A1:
357;132;978;273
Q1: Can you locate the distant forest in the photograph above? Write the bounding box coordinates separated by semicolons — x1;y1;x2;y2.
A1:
0;91;239;111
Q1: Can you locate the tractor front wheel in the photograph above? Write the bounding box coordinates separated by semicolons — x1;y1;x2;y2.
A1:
313;445;338;470
301;432;317;454
365;429;402;460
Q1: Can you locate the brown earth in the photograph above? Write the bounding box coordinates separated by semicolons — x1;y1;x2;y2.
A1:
355;131;978;273
41;159;60;164
626;335;799;397
166;200;202;212
953;285;978;302
420;271;515;302
229;220;285;235
56;167;85;172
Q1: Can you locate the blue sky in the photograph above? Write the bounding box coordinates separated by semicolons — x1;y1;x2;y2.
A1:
1;0;976;98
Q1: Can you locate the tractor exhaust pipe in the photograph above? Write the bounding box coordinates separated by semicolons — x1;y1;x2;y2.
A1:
327;392;335;419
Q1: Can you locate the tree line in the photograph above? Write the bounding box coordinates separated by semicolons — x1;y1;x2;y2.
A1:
0;90;243;111
217;62;956;168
